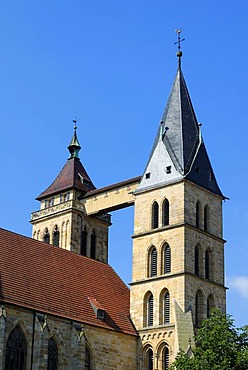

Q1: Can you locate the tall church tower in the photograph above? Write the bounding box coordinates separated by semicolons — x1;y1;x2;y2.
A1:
31;124;111;263
130;43;226;368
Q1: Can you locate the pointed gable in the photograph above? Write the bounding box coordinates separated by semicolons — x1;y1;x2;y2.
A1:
136;60;223;197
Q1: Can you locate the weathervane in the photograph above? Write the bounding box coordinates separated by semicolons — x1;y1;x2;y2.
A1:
174;29;185;64
73;117;78;130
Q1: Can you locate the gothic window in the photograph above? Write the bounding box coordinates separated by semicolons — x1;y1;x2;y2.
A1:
162;198;169;226
85;346;91;370
204;205;209;232
195;290;204;327
149;246;157;277
196;201;201;228
44;228;50;244
147;348;153;370
5;325;27;370
195;245;199;276
205;249;210;279
47;337;58;370
52;225;59;247
163;244;171;274
152;201;159;229
164;291;170;324
81;226;88;256
162;346;169;370
144;292;154;327
90;230;96;259
207;294;214;318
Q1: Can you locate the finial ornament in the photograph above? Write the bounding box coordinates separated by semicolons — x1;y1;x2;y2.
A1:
174;29;185;63
73;118;77;130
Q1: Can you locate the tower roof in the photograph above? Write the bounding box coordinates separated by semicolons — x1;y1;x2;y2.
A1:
37;127;96;200
137;56;223;197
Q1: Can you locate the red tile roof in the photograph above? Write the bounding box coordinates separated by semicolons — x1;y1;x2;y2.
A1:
0;228;137;336
37;158;96;200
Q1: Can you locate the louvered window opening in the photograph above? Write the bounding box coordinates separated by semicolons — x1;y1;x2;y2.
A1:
148;294;154;326
147;348;153;370
151;248;157;276
5;325;27;370
196;201;200;228
164;245;171;274
162;199;169;226
163;347;170;370
47;337;58;370
207;295;214;318
195;246;199;275
152;202;159;229
195;291;203;327
164;292;170;324
81;229;87;256
205;250;210;280
90;231;96;259
204;205;209;232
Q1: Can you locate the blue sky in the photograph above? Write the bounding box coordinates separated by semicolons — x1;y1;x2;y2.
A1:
0;1;247;328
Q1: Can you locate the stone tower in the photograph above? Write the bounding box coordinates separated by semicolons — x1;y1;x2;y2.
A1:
130;51;226;368
31;124;111;263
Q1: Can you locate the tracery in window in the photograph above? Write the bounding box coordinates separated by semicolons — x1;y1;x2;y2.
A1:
52;225;59;247
5;325;27;370
162;198;169;226
151;201;159;229
44;228;50;244
47;337;58;370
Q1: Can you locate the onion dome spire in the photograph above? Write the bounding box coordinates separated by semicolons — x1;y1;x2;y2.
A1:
68;120;81;159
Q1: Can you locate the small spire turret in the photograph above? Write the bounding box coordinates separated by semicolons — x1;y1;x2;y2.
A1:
68;120;81;159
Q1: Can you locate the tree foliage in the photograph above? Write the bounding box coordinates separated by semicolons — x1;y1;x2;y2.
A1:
170;309;248;370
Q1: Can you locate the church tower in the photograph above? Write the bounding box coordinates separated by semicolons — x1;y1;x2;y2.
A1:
31;124;111;263
130;40;226;368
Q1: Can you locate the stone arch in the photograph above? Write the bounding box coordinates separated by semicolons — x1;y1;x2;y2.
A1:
143;291;154;327
161;242;171;274
142;343;154;370
157;341;170;370
151;200;159;229
147;245;157;277
159;288;170;325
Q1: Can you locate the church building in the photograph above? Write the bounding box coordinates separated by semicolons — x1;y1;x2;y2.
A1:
0;43;226;369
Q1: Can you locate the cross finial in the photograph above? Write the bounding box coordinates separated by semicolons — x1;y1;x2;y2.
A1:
174;29;185;66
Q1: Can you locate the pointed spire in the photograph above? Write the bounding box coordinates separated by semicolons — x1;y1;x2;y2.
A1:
68;120;81;159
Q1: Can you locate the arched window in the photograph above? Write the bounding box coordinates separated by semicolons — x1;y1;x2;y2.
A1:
152;201;159;229
163;244;171;274
147;348;153;370
207;294;214;318
204;205;209;232
5;325;27;370
90;230;96;259
195;245;200;276
85;346;92;370
81;226;88;256
47;337;58;370
195;290;204;327
196;201;201;228
162;198;169;226
52;225;59;247
146;293;154;327
164;291;170;324
44;228;50;244
149;247;157;277
162;346;169;370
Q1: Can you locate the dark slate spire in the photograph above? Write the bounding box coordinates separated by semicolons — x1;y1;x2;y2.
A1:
68;122;81;159
136;43;223;197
